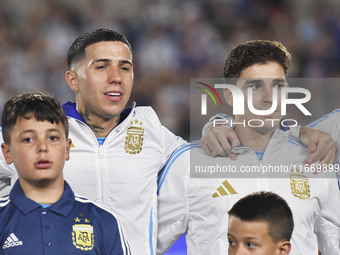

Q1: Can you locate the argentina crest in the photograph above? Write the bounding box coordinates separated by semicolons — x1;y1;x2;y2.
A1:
125;119;144;154
72;214;94;251
289;169;310;200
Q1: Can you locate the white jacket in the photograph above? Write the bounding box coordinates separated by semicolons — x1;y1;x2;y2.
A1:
0;102;186;255
157;129;340;255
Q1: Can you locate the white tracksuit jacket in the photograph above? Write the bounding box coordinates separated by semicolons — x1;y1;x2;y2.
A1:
0;102;186;255
157;128;340;255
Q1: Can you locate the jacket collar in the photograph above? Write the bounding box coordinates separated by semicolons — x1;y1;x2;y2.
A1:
62;101;136;127
231;128;288;154
10;180;75;217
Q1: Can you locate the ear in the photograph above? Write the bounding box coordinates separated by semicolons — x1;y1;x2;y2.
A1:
65;71;79;92
1;143;13;165
278;240;291;255
65;138;72;161
223;88;233;107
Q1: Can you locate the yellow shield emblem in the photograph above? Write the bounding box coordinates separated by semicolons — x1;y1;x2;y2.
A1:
72;224;94;251
290;173;310;200
125;121;144;154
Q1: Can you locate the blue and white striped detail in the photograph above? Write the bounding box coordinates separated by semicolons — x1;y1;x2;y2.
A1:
307;109;340;128
157;141;201;194
149;207;154;255
0;197;10;208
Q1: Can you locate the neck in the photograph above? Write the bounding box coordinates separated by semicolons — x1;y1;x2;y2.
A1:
19;178;64;204
77;106;120;138
234;123;277;151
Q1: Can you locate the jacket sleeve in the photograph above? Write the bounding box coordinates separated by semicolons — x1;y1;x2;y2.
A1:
0;132;17;196
314;176;340;255
161;125;188;168
157;146;190;254
306;110;340;152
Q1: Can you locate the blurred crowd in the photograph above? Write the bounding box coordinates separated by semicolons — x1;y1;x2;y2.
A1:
1;0;340;140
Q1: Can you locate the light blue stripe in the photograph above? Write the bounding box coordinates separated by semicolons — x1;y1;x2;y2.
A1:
157;144;201;194
254;150;264;161
157;144;191;186
307;109;340;128
158;143;196;187
149;207;154;255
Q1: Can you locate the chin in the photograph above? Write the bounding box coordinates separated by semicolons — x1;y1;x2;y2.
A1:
254;124;278;135
106;106;126;118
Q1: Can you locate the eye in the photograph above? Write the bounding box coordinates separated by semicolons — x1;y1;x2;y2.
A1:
274;83;285;88
247;242;257;248
22;137;33;143
49;136;59;142
120;66;130;71
249;84;260;89
96;66;106;69
228;240;235;247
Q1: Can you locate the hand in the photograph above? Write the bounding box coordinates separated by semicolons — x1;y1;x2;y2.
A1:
299;126;335;173
200;126;241;159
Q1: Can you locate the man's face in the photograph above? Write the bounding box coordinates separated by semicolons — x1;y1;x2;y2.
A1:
227;216;285;255
68;41;134;125
1;117;71;187
227;62;287;134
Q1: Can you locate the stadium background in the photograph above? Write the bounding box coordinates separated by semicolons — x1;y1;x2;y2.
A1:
1;0;340;254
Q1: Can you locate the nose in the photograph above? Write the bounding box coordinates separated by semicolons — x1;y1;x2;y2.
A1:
229;245;243;255
109;67;122;84
37;140;48;153
235;246;243;255
262;86;273;104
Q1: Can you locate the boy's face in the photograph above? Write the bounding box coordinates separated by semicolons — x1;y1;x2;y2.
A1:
227;216;290;255
225;61;288;135
66;41;134;126
1;116;71;186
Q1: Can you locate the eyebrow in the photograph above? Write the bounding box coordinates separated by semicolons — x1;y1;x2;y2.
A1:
19;128;62;135
272;78;286;83
91;59;133;66
244;79;263;85
244;78;286;84
120;60;133;66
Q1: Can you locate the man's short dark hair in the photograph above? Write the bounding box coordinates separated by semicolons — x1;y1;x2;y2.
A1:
223;40;292;78
67;28;132;70
2;92;69;144
228;191;294;242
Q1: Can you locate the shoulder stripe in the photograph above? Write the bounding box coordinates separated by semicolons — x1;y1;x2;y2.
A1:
0;198;10;208
158;143;192;188
157;143;201;194
0;195;9;201
74;194;90;200
74;197;131;255
307;109;340;128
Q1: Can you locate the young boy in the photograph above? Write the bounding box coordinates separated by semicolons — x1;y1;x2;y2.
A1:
0;92;131;254
227;191;293;255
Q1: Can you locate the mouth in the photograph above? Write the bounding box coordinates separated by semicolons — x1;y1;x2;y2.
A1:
264;110;278;118
105;91;123;102
105;91;122;97
35;159;52;169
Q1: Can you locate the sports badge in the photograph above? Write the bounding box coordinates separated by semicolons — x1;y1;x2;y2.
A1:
125;119;144;154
